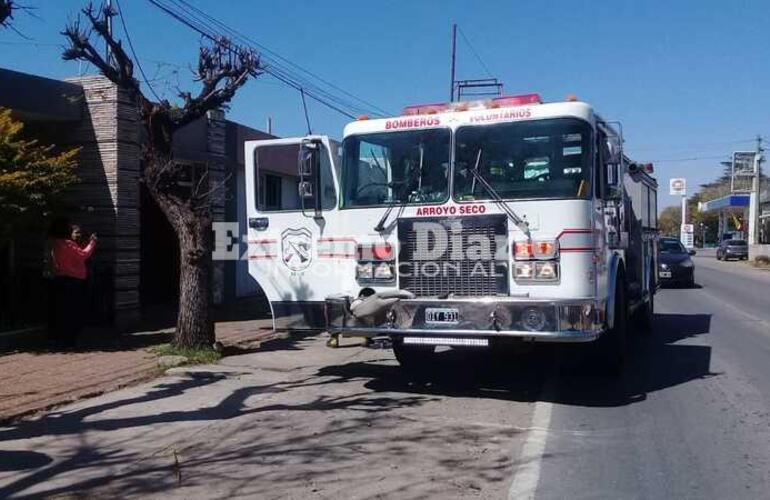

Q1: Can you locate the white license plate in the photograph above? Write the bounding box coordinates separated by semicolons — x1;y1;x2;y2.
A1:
425;307;460;325
660;271;672;278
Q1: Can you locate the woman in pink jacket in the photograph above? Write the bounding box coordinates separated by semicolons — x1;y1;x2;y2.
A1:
49;220;97;349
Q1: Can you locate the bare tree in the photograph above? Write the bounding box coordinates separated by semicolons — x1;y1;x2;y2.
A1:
62;3;262;348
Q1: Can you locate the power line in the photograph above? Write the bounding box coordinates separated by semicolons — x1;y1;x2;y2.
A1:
648;155;728;163
457;27;493;78
630;138;757;152
147;0;368;119
169;0;392;117
114;0;163;102
148;0;389;119
167;0;378;117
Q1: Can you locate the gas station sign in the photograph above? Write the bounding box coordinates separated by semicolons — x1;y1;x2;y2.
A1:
681;223;694;249
670;178;686;196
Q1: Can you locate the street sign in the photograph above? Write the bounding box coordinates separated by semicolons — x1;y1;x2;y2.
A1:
731;151;757;193
670;178;686;196
681;223;694;249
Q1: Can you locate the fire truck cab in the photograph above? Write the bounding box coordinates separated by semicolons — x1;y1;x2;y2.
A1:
245;94;658;374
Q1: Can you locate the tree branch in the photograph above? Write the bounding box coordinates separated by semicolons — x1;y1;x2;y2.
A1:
61;2;145;103
171;40;262;130
0;1;14;28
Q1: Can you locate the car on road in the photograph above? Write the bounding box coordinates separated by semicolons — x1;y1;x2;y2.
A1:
658;237;696;287
716;239;749;261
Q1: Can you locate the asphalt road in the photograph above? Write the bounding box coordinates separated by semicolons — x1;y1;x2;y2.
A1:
530;252;770;499
0;252;769;499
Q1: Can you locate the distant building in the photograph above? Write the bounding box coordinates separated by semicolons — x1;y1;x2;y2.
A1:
0;68;280;332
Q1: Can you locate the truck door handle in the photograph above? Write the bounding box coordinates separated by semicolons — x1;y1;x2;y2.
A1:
249;217;269;230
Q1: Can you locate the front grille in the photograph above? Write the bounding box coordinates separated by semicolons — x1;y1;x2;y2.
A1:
398;215;509;297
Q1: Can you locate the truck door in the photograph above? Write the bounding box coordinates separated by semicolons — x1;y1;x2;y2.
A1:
244;136;343;331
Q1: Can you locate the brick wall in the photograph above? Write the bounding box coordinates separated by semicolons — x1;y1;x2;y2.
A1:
65;75;141;328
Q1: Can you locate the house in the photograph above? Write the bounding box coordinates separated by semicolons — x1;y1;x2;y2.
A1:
0;68;284;332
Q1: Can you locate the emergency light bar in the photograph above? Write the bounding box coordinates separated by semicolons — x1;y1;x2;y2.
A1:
403;93;542;116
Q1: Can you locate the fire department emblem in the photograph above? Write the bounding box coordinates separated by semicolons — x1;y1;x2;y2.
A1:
281;228;313;272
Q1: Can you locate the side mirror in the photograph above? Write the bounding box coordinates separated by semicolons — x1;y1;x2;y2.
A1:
298;180;313;199
298;139;323;218
688;249;696;256
606;136;622;165
605;163;623;200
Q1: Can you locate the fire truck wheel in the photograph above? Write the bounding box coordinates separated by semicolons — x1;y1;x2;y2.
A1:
594;281;627;376
392;340;435;370
635;290;654;334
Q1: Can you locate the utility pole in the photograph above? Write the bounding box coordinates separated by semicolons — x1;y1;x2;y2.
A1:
449;23;457;102
749;135;763;246
106;0;113;64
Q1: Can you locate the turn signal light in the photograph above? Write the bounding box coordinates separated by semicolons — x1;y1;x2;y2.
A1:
358;243;393;261
514;241;533;260
513;240;558;260
533;240;558;259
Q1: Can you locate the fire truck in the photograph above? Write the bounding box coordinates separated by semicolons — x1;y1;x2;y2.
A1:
245;93;658;374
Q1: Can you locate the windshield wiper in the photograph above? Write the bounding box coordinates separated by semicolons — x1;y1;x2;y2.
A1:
373;155;424;232
466;149;531;239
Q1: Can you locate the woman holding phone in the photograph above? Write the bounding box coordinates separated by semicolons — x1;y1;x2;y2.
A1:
48;219;97;349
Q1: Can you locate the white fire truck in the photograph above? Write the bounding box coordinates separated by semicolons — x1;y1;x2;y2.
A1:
245;93;658;374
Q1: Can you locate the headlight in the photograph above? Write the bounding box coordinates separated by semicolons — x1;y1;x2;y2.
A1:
659;263;669;270
680;259;693;268
356;262;373;280
514;262;534;280
535;261;559;280
520;307;547;331
373;262;394;279
514;262;559;282
356;242;395;282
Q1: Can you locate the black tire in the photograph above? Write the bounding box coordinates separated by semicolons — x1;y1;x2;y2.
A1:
636;293;654;333
716;252;721;260
392;340;435;370
592;280;627;376
688;272;695;288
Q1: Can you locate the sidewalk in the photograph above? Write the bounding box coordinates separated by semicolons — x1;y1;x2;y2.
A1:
0;313;278;423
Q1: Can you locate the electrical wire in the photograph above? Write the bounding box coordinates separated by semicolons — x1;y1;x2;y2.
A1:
147;0;358;118
169;0;392;117
147;0;387;119
647;155;729;163
458;27;493;78
114;0;163;102
630;138;757;152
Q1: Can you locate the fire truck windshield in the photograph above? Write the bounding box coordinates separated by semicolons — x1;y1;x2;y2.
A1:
341;129;451;208
453;118;592;201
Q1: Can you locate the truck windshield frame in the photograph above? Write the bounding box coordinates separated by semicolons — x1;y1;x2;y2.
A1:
340;128;451;208
453;118;593;202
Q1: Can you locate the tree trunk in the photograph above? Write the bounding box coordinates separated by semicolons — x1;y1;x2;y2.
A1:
173;213;215;348
146;166;215;349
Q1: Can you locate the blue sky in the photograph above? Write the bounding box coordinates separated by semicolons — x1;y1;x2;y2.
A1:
2;0;769;210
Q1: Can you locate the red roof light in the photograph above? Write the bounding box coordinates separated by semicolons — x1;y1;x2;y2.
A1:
491;93;541;107
403;102;451;116
403;93;541;116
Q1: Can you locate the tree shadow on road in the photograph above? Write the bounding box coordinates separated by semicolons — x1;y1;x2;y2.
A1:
0;361;454;499
316;313;717;409
0;314;718;499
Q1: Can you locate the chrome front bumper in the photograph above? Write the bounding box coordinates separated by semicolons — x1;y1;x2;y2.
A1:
325;295;604;343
